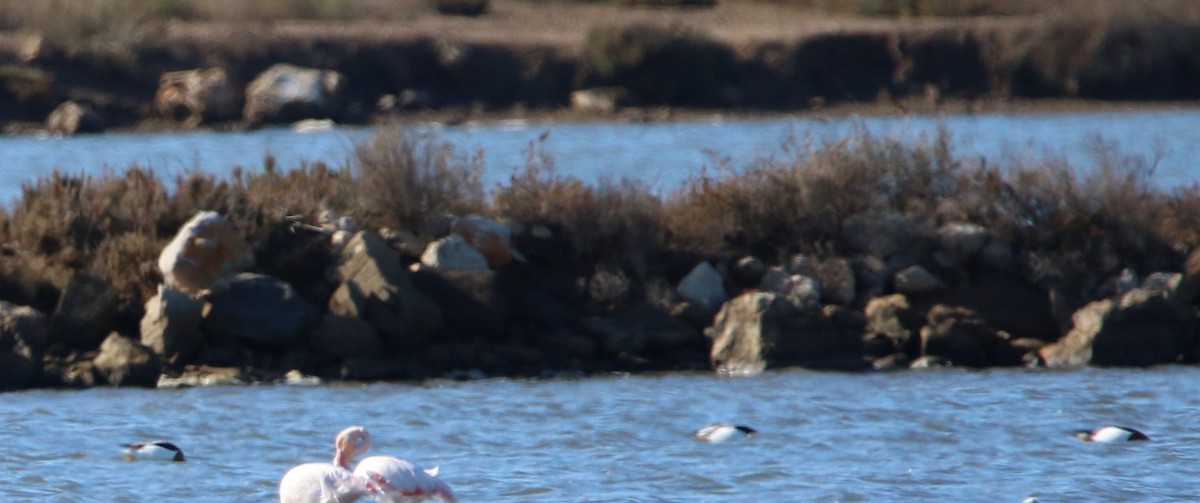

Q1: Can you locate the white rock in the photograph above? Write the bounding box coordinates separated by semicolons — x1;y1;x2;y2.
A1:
420;234;489;271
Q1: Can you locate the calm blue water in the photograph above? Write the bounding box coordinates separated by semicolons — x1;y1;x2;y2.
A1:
1;108;1198;207
2;110;1199;502
2;367;1198;501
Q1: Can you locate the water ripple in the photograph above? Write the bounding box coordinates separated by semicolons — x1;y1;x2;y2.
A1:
2;367;1199;501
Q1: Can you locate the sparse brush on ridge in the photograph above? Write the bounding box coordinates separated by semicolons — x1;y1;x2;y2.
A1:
0;125;1197;333
350;126;486;232
494;134;665;279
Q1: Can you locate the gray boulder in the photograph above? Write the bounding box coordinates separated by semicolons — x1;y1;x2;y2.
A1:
815;257;856;306
893;265;949;296
678;261;727;312
1142;272;1182;298
329;231;443;349
569;87;633;113
786;254;818;276
0;301;47;390
581;304;703;361
759;266;821;314
707;292;864;375
411;268;508;339
243;63;343;124
1039;287;1193;367
93;333;161;387
919;305;1004;367
730;256;766;288
420;234;489;271
47;100;103;134
48;272;117;350
450;215;521;268
842;210;916;259
140;285;206;361
204;273;319;347
155;67;240;126
936;222;989;264
851;255;889;302
309;313;384;359
864;293;922;356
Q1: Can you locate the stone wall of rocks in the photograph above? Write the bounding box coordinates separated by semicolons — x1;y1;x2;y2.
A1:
3;209;1199;391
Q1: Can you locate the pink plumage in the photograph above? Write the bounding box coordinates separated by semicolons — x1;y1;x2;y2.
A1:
279;426;456;503
356;455;458;503
279;426;377;503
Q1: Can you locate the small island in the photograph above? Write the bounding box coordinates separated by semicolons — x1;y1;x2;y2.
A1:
1;0;1199;391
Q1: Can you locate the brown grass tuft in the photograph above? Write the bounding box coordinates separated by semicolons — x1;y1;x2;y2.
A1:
0;125;1197;338
665;127;959;260
350;126;486;233
493;135;664;278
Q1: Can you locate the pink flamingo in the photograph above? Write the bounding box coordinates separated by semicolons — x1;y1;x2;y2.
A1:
355;454;458;503
279;426;378;503
321;427;454;503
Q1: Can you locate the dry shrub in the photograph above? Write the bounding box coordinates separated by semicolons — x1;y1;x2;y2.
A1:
0;0;168;53
351;126;486;233
1156;186;1200;252
948;137;1190;295
0;167;174;329
234;158;353;227
981;2;1200;99
664;126;1195;299
581;22;736;105
666;127;958;259
0;167;169;268
615;0;717;8
0;124;1197;339
434;0;489;16
0;252;61;314
89;232;163;321
167;171;250;233
135;0;427;22
777;0;1200;19
493;137;664;277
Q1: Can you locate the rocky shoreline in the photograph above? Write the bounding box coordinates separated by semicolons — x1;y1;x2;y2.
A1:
2;3;1199;134
3;5;1200;391
5;183;1200;391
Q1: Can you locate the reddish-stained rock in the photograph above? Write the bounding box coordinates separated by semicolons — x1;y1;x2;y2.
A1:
450;215;519;268
157;211;254;296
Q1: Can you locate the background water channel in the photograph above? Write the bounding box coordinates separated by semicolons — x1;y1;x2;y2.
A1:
1;108;1198;207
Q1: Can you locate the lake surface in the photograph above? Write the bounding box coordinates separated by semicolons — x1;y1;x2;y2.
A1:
1;108;1199;207
2;367;1197;502
2;110;1198;502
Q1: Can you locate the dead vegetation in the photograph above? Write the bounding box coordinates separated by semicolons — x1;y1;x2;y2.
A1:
0;125;1195;334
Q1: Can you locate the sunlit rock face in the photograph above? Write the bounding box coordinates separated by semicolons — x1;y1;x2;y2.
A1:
155;67;240;127
139;285;205;361
0;301;47;390
243;63;344;125
158;212;254;296
450;214;519;269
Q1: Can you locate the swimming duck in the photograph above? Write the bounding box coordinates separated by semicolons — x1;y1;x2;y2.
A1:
693;424;757;443
122;441;186;462
1074;426;1149;442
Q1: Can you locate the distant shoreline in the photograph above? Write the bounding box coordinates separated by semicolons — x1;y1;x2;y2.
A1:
2;1;1199;134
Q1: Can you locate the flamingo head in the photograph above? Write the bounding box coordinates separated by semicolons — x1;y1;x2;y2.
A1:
333;425;371;468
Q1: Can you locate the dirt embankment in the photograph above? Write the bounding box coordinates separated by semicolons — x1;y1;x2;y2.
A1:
1;1;1199;130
